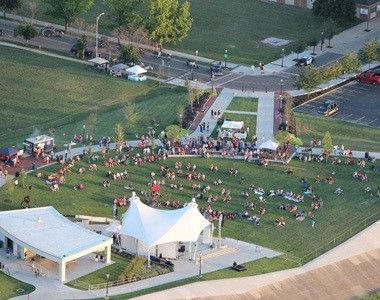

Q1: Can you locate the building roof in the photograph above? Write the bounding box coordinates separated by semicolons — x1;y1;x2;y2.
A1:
120;193;210;247
0;207;112;262
24;135;53;144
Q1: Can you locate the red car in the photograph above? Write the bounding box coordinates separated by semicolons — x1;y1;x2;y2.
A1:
357;71;380;84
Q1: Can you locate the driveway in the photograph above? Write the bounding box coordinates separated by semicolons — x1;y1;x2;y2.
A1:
294;81;380;128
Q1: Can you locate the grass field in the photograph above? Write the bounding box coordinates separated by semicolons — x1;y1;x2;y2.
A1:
296;113;380;152
66;252;170;290
0;45;187;149
1;153;379;259
16;0;351;64
227;97;258;112
0;272;35;300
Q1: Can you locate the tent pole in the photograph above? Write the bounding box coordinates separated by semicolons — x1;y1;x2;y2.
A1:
188;242;192;260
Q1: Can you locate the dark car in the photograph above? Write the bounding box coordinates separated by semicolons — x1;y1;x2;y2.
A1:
210;63;223;76
41;26;63;38
318;100;338;117
70;44;94;58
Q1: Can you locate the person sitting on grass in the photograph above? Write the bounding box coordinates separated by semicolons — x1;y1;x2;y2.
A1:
75;183;85;190
334;187;343;195
102;180;111;188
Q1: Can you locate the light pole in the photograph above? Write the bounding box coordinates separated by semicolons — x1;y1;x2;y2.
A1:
195;50;199;66
95;12;105;58
198;254;202;277
281;48;285;68
320;31;324;52
365;15;371;32
280;79;284;95
211;73;215;93
105;273;110;299
224;49;228;68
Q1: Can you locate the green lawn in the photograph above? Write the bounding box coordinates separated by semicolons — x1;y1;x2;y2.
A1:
296;113;380;152
1;154;379;259
223;113;257;139
0;272;35;300
66;252;170;290
16;0;352;64
0;45;187;149
95;256;297;299
227;97;258;112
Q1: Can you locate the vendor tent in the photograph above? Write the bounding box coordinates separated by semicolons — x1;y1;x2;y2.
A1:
126;65;147;75
110;63;128;72
259;139;279;150
88;57;109;65
0;147;18;160
221;120;244;130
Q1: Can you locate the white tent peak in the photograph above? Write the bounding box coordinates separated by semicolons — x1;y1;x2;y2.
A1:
88;57;109;65
259;139;279;150
126;65;147;75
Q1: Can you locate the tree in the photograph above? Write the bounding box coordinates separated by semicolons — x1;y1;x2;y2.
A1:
359;39;380;69
165;124;188;141
43;0;94;32
14;23;38;44
323;19;337;48
119;44;140;64
296;65;323;91
123;101;139;131
309;37;319;55
294;43;306;59
312;0;331;19
147;0;192;50
313;0;356;24
113;123;125;152
322;131;333;157
0;0;20;18
106;0;142;29
27;0;38;21
339;53;361;74
85;113;97;138
73;34;88;59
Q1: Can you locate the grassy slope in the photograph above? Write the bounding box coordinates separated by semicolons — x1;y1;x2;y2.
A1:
227;97;258;112
0;272;35;300
296;113;380;152
17;0;350;64
0;45;187;148
1;156;379;259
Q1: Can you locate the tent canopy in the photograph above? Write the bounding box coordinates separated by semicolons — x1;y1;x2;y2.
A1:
259;139;279;150
120;193;210;248
126;65;147;75
0;147;17;156
221;120;244;130
89;57;109;65
110;63;128;72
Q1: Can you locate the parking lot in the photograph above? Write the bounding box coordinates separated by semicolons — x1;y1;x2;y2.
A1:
295;81;380;128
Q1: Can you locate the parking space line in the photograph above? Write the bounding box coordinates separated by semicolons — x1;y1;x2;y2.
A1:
367;118;378;125
340;113;353;120
353;116;366;123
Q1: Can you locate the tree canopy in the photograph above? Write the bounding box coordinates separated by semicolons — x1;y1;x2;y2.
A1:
0;0;20;17
106;0;142;28
165;124;188;141
313;0;356;24
147;0;192;49
14;23;38;44
43;0;94;32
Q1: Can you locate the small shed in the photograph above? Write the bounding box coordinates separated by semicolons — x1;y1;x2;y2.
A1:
0;147;18;161
24;135;54;156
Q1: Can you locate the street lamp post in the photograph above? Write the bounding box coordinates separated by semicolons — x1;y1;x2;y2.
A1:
320;31;324;52
105;273;110;299
195;50;199;66
95;12;105;58
224;49;228;69
280;79;284;95
281;48;285;68
365;15;371;32
211;73;215;93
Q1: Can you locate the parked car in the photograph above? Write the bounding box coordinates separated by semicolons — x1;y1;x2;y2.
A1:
186;59;199;68
357;71;380;84
70;44;94;58
210;63;223;76
41;26;63;38
296;56;314;67
318;100;339;117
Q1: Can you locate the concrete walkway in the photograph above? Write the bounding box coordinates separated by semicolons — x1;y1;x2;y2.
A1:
127;220;380;300
255;92;275;145
297;147;380;160
224;110;257;115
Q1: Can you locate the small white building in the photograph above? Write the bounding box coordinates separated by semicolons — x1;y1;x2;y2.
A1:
0;207;113;282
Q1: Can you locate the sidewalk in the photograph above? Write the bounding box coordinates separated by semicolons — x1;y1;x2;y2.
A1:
297;147;380;160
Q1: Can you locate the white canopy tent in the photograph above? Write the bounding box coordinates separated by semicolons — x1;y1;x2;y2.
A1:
0;207;113;282
221;120;244;130
126;65;147;75
88;57;109;65
120;192;210;262
259;139;279;151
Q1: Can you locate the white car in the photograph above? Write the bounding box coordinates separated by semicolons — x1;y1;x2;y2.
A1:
297;56;314;66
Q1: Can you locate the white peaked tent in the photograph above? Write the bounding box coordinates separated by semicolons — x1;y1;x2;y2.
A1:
120;192;211;262
88;57;109;65
126;65;147;75
259;139;279;151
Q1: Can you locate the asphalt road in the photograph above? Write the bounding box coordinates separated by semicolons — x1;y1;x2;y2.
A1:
295;81;380;128
0;17;347;92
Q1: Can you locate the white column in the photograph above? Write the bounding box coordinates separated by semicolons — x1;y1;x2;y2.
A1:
105;245;111;264
188;242;192;260
147;248;151;268
59;262;66;282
